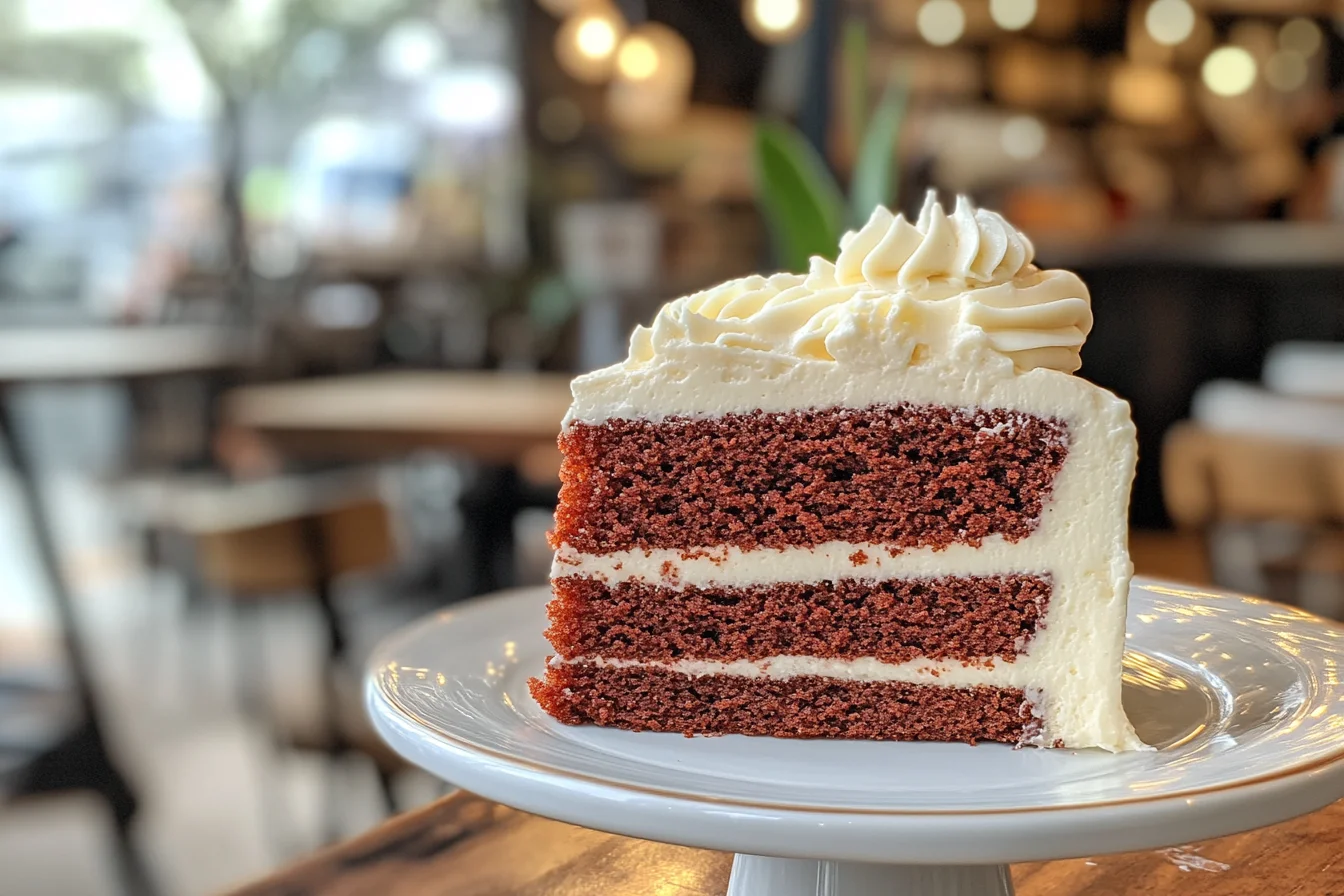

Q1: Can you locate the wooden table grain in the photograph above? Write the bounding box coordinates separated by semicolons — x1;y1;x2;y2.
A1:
231;790;1344;896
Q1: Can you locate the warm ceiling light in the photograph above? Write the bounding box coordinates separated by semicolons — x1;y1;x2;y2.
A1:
742;0;812;44
554;5;624;83
1201;46;1256;97
990;0;1036;31
576;16;618;59
1279;17;1323;56
617;34;659;80
1264;51;1309;92
917;0;965;46
613;23;691;90
1145;0;1195;46
1001;114;1046;159
608;22;694;132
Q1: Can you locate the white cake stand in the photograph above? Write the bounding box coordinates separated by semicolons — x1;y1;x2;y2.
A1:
366;580;1344;896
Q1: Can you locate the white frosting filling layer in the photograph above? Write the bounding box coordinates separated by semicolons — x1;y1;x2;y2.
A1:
557;653;1021;686
556;538;1044;587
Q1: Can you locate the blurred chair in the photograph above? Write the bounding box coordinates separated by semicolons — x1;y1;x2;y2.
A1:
1189;379;1344;445
1163;422;1344;614
1262;342;1344;401
153;471;410;843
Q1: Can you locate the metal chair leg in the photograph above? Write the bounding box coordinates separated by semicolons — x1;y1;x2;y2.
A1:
375;765;399;817
0;389;156;896
109;813;160;896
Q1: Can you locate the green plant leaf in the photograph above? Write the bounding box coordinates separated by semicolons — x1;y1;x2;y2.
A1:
754;120;847;272
849;68;909;227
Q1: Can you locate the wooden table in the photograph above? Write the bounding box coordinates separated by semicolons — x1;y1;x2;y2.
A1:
0;325;249;382
222;371;572;466
231;789;1344;895
223;371;573;595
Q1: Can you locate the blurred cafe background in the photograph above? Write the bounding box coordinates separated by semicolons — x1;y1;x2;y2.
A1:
0;0;1341;892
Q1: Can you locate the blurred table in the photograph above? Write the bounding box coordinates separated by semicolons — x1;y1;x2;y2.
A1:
0;325;249;896
223;371;571;465
1262;342;1344;401
223;371;572;595
1191;380;1344;446
230;789;1344;896
0;325;249;382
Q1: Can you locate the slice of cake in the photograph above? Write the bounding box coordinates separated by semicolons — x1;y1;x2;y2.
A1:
530;192;1143;751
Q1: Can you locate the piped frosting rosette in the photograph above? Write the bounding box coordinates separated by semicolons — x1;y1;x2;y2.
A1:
627;192;1094;375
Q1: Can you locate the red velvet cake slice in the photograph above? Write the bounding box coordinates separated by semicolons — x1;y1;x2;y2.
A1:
530;193;1143;751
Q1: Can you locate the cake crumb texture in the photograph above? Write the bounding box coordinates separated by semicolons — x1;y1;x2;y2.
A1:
553;404;1067;554
530;663;1034;743
546;574;1050;663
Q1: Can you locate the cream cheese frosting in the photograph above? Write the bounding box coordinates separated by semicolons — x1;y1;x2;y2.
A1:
626;192;1092;376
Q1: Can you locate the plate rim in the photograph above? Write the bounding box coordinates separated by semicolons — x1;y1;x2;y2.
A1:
368;579;1344;818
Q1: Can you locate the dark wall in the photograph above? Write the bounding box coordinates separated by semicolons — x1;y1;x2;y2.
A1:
1069;263;1344;527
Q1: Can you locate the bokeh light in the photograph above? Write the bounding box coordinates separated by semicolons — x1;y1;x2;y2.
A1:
1145;0;1196;47
1001;114;1047;160
1201;46;1256;97
743;0;812;44
1278;18;1322;56
554;5;624;84
1264;51;1308;92
990;0;1036;32
917;0;965;47
617;35;659;80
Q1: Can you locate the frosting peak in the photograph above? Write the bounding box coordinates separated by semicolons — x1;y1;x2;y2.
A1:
626;192;1093;375
836;194;1034;289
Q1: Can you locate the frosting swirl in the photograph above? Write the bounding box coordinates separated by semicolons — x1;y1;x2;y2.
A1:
626;192;1093;374
835;194;1033;288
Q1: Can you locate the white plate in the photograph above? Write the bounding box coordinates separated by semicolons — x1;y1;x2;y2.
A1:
367;580;1344;865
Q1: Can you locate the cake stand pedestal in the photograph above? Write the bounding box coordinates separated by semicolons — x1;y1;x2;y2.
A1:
727;857;1013;896
366;582;1344;896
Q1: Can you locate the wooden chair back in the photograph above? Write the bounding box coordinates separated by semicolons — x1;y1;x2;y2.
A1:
1162;423;1342;527
193;499;396;594
1162;422;1344;610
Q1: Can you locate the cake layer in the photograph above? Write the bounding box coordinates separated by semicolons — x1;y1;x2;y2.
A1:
553;404;1067;555
546;574;1050;664
529;662;1035;743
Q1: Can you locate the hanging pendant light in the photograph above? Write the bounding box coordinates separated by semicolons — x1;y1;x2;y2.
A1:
554;1;625;84
607;22;694;132
742;0;813;45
